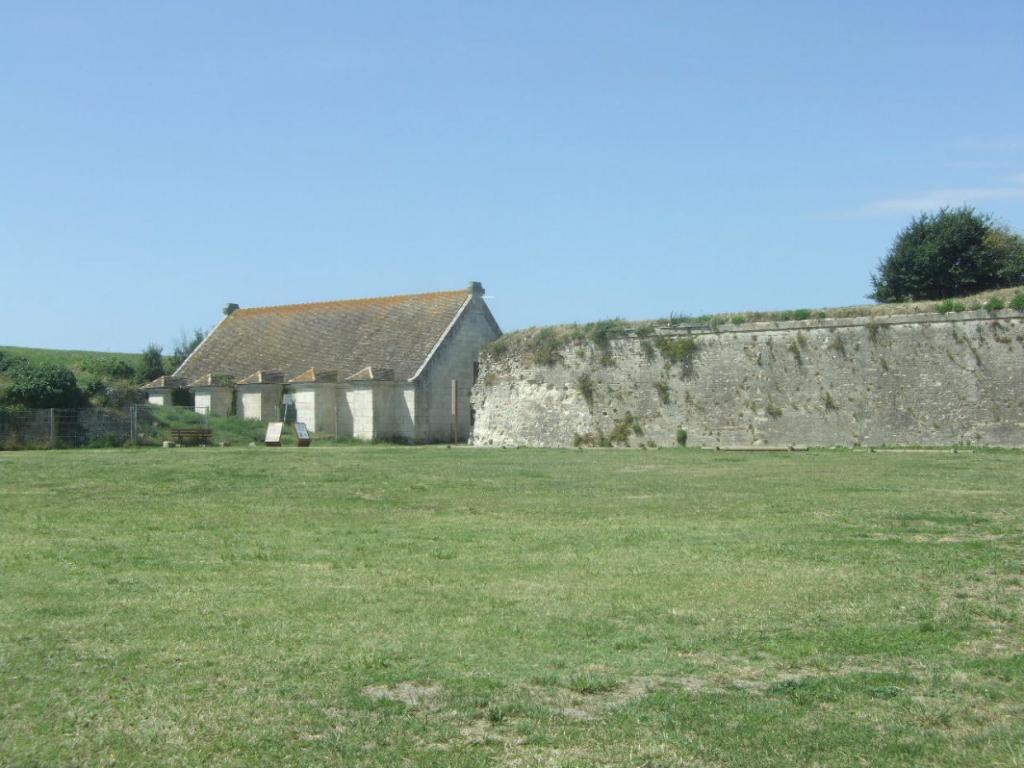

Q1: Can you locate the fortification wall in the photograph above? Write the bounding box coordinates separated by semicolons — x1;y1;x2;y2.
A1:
470;310;1024;448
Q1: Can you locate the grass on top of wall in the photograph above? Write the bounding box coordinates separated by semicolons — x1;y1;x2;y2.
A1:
486;285;1024;363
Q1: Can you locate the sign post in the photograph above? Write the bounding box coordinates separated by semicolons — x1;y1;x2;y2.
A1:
451;380;459;444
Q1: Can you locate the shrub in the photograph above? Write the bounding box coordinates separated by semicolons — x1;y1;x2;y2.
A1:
486;337;509;358
81;356;135;380
676;428;687;446
1011;292;1024;312
731;315;746;325
983;297;1005;312
654;336;699;364
608;412;640;445
2;360;83;408
89;380;145;408
778;309;812;321
573;430;611;448
935;299;966;314
576;374;595;407
530;328;563;366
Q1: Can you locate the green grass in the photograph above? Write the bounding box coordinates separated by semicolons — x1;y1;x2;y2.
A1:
0;345;171;374
138;407;361;447
1;448;1022;766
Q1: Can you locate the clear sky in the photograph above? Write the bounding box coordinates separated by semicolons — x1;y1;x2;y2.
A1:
2;1;1022;352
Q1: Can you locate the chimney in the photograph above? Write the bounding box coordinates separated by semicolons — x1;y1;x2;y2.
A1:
223;303;239;316
468;281;485;298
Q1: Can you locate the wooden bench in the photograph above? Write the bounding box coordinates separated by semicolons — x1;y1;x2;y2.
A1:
170;427;212;446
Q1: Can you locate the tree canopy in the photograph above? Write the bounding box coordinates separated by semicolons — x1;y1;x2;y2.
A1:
870;207;1024;303
1;358;83;409
138;344;165;383
168;328;207;371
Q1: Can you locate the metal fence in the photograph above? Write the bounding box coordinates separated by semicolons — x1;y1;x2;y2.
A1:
0;405;209;449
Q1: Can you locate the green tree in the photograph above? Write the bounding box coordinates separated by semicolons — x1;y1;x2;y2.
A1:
870;207;1024;302
138;343;165;383
2;360;83;408
168;328;206;370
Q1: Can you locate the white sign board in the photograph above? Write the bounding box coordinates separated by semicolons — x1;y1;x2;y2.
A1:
265;422;283;447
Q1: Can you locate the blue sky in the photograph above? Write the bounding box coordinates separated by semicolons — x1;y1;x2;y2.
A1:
1;1;1022;351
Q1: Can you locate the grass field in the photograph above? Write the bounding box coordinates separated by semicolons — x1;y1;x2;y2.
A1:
0;345;166;373
1;447;1021;767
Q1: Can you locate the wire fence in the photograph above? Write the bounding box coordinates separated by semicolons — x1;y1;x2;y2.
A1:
0;405;210;449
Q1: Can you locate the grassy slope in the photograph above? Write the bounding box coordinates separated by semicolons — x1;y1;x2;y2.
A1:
0;345;154;372
1;447;1021;767
500;284;1024;342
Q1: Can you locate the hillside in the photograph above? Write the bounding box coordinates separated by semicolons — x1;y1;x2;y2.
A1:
0;346;176;410
0;345;171;375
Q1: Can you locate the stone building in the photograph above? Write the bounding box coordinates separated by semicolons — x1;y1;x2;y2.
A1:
156;283;500;442
141;376;186;407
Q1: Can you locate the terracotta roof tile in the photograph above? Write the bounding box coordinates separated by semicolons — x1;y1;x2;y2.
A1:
236;370;285;385
288;368;339;383
176;288;472;382
142;375;187;389
188;373;234;388
346;366;394;381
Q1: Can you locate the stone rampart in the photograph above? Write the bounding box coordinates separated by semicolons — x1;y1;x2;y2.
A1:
470;310;1024;448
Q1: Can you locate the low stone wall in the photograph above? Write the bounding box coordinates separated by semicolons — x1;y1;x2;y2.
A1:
470;310;1024;448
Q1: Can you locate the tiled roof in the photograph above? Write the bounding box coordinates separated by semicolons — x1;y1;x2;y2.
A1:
176;288;476;382
346;366;394;381
142;375;187;390
237;370;285;385
188;373;234;388
288;368;339;384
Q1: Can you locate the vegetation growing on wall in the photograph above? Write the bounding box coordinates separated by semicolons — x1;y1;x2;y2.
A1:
654;336;699;364
576;374;595;407
481;286;1024;370
936;299;967;314
607;412;642;445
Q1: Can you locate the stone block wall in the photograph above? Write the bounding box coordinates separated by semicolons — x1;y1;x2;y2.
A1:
415;296;501;442
471;310;1024;448
193;387;232;417
238;385;283;422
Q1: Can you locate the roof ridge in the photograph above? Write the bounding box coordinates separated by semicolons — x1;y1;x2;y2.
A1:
234;288;468;317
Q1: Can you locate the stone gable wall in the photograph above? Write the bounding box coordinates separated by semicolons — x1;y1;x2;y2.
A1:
470;310;1024;448
415;296;501;442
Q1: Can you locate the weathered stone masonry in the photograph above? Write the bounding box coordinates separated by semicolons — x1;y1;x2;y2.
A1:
470;310;1024;448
